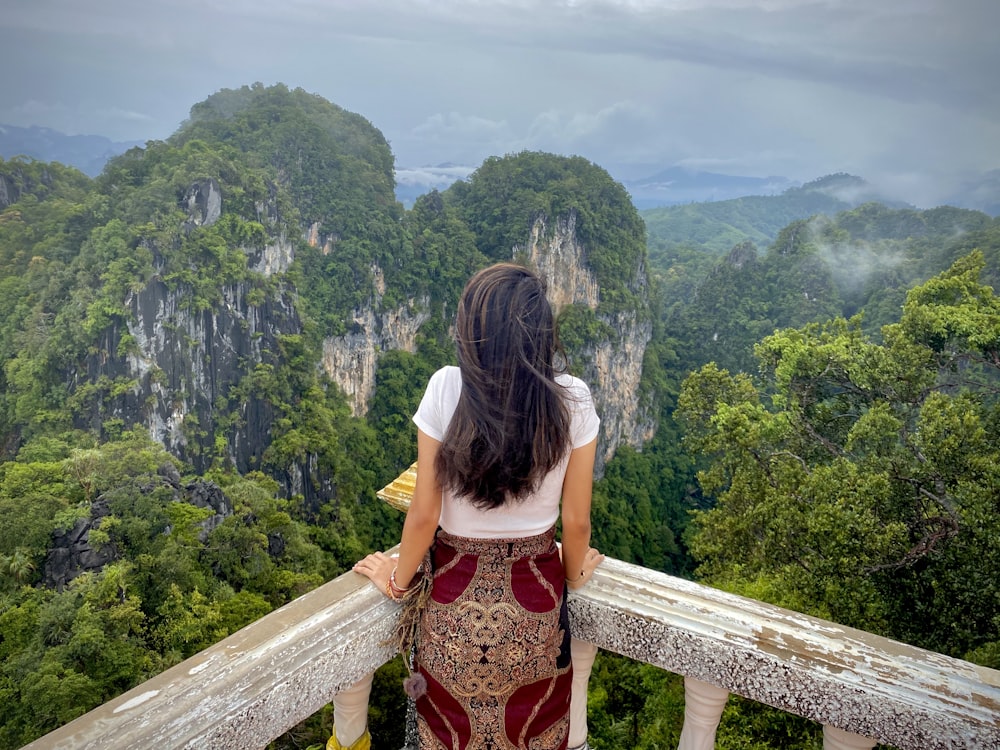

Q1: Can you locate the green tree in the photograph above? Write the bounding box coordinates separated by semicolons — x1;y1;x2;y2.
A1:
5;548;36;586
678;252;1000;660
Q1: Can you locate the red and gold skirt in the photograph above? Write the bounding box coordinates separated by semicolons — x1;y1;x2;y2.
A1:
414;527;572;750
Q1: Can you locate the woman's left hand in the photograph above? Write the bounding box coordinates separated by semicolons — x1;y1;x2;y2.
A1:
566;546;605;590
353;551;397;597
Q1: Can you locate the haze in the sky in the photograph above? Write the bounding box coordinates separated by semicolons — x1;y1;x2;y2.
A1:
1;0;997;206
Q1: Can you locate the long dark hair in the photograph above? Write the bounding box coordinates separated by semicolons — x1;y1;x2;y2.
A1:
436;263;571;509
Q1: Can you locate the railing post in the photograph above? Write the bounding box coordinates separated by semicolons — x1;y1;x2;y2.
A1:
570;638;599;747
823;725;877;750
331;674;374;748
676;677;730;750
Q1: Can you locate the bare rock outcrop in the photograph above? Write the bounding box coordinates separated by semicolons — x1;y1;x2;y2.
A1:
522;212;655;470
321;265;431;416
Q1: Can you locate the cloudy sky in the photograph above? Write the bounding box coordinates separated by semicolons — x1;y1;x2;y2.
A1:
2;0;997;205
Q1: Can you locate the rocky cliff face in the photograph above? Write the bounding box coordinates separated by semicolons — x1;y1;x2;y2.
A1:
85;185;651;490
87;181;301;476
321;266;431;416
0;162;56;209
523;212;655;469
587;309;655;465
113;271;299;472
0;172;17;209
525;214;602;310
181;178;222;231
43;466;232;590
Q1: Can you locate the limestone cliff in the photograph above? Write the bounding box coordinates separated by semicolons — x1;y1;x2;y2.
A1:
522;212;655;470
82;172;656;499
320;266;431;416
116;270;299;472
87;181;301;477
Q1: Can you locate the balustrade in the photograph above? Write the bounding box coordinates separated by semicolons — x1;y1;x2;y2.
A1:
23;464;1000;749
24;550;1000;749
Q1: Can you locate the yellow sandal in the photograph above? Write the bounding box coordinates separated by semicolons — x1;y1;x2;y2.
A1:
326;728;371;750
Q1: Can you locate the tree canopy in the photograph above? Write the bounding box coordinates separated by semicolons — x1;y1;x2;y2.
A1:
678;252;1000;663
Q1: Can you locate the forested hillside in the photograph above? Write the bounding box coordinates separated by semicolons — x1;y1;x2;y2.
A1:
679;250;1000;657
662;202;1000;375
0;84;686;749
643;173;902;305
626;194;1000;747
1;82;998;750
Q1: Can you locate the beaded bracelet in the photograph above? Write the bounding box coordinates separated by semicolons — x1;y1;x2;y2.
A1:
387;566;413;600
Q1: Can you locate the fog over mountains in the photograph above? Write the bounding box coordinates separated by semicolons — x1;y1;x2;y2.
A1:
2;123;997;215
0;124;142;178
394;162;999;214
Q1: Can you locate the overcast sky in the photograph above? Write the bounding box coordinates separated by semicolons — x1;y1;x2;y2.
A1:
2;0;997;205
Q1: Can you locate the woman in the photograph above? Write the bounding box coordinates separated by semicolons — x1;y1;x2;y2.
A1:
352;263;603;750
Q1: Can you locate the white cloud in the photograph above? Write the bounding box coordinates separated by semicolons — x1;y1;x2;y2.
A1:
676;152;799;176
99;107;154;123
529;101;652;142
412;112;511;139
394;164;476;186
8;99;70;118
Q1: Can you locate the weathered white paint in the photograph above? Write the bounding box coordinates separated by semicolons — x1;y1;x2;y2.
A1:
677;677;730;750
569;557;1000;750
23;553;1000;749
23;568;400;750
111;690;160;714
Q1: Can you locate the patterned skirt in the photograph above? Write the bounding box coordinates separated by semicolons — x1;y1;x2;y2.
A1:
414;527;572;750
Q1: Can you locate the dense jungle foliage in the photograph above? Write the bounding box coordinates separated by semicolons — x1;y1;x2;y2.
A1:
679;251;1000;661
636;204;1000;749
1;83;998;749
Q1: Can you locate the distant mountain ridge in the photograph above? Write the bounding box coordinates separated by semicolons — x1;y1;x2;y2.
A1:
622;166;798;208
3;122;997;217
394;162;803;209
641;173;904;257
0;124;143;177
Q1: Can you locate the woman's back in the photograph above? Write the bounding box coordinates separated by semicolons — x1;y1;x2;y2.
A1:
353;263;601;749
435;263;571;509
413;366;599;539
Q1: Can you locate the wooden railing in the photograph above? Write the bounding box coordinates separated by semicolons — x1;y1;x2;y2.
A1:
23;551;1000;749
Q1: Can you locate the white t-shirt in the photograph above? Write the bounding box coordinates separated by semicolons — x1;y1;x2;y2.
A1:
412;365;600;539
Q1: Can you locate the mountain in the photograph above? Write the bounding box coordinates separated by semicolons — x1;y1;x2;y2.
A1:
0;86;674;746
622;166;797;208
642;173;904;257
0;124;143;177
0;83;659;515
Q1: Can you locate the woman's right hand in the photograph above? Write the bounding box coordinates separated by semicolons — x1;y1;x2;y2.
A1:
566;546;604;590
353;551;397;597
